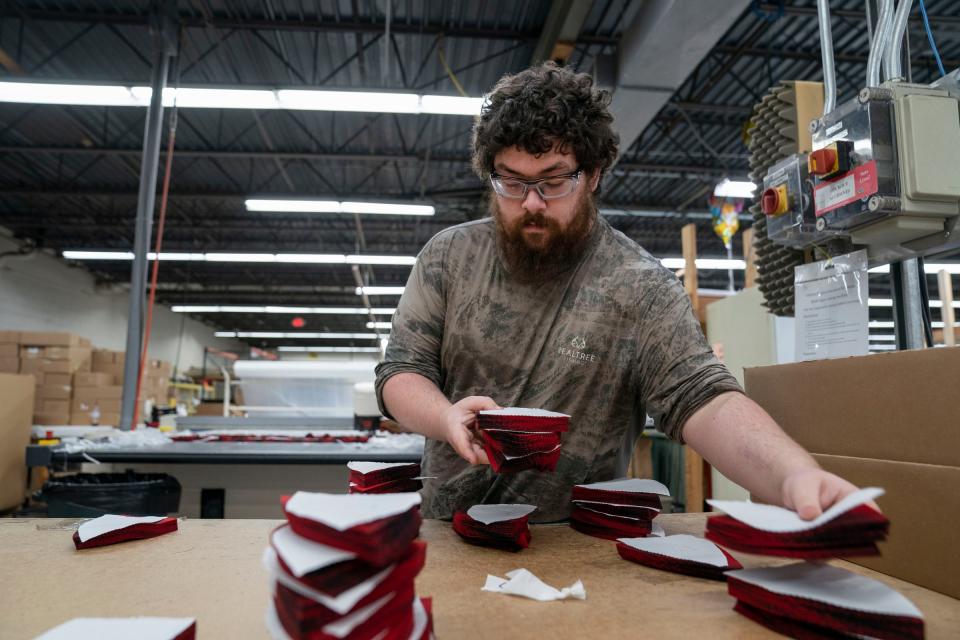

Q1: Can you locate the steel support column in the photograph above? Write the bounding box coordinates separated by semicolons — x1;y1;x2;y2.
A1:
891;258;925;350
119;5;177;430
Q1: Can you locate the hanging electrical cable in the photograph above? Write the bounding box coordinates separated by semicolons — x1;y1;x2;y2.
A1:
132;32;181;427
918;0;947;77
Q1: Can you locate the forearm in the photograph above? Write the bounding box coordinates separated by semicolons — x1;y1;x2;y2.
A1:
681;391;820;506
381;372;452;441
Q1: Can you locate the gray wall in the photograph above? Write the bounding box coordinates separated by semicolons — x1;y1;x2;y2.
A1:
0;234;243;371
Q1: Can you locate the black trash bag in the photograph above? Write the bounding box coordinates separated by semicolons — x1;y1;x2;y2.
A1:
37;471;181;517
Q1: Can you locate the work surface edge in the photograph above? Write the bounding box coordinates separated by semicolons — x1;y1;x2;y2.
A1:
1;514;957;639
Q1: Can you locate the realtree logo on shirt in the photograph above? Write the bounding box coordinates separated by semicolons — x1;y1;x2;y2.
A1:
558;335;599;364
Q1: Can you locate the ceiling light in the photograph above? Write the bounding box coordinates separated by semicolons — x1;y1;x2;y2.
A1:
869;263;960;275
869;321;895;328
0;80;482;116
245;199;434;216
713;179;756;199
245;199;340;213
339;202;434;216
277;346;382;353
216;331;381;339
366;321;393;329
62;250;416;266
868;334;896;341
172;305;395;315
659;258;746;270
356;286;406;296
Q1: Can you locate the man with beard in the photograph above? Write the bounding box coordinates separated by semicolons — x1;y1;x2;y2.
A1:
375;63;862;522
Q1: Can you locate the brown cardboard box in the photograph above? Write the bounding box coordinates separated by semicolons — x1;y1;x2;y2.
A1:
20;356;91;375
33;412;71;425
92;361;124;380
71;398;121;414
33;394;43;413
92;349;125;367
813;454;960;599
0;373;33;511
0;344;17;358
19;346;43;360
19;331;82;347
44;373;72;386
37;384;72;400
745;349;960;467
41;399;70;414
745;348;960;599
42;346;91;362
98;412;121;426
74;372;115;387
74;385;123;402
0;357;18;373
0;330;20;343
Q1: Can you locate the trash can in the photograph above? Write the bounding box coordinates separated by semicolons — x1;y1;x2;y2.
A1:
37;471;181;517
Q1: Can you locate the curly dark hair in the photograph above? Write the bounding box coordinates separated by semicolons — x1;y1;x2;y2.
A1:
472;62;619;185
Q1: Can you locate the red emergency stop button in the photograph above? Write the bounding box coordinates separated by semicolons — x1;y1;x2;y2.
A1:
808;146;839;176
761;185;788;216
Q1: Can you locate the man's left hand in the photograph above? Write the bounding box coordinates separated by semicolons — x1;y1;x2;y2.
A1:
780;468;867;520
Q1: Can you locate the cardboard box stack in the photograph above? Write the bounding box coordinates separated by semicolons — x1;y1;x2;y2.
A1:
72;350;172;425
0;331;19;374
18;332;92;425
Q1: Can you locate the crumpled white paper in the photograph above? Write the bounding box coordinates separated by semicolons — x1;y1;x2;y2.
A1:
481;568;586;602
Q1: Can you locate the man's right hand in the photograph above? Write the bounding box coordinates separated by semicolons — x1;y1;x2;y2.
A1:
443;395;500;465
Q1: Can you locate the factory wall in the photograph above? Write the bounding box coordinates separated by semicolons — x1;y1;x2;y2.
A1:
0;235;243;371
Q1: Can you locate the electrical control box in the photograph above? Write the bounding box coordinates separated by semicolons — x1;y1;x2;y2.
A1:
762;154;840;248
807;83;960;263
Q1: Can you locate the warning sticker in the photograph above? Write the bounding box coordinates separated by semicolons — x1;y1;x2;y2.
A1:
814;160;879;216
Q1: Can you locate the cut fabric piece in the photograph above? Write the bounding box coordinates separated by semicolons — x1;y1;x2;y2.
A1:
480;433;562;474
73;515;178;550
265;541;426;618
616;534;741;581
705;489;889;559
453;504;536;552
274;584;416;640
481;568;586;602
727;563;924;640
571;478;669;509
347;462;421;491
283;492;422;566
36;617;195;640
349;478;423;495
477;408;570;432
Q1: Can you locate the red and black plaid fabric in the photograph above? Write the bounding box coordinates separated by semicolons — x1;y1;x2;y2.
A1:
705;504;889;559
452;510;532;551
284;504;422;567
73;517;178;550
616;540;741;581
728;574;924;640
569;505;653;540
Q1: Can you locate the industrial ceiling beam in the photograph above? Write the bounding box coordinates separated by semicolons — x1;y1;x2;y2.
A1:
607;0;753;160
0;9;617;45
714;45;960;70
530;0;594;65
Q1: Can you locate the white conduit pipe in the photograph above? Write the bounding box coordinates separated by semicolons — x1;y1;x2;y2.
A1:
817;0;838;113
884;0;915;81
867;0;895;86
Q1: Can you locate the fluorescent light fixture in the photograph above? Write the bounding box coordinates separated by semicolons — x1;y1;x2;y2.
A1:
205;253;276;262
0;82;141;107
245;199;340;213
0;80;482;116
869;321;895;328
278;89;420;113
339;202;434;216
713;179;756;199
869;263;960;275
869;344;897;351
216;331;381;339
63;250;416;266
356;286;406;296
278;346;382;353
419;95;485;115
245;199;434;216
869;298;960;309
660;258;747;270
173;305;395;315
868;334;896;341
345;255;416;266
366;321;393;329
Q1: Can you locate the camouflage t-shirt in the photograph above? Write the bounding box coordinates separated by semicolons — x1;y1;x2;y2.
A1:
375;216;742;522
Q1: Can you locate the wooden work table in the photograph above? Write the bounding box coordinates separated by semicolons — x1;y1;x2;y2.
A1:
2;514;958;639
